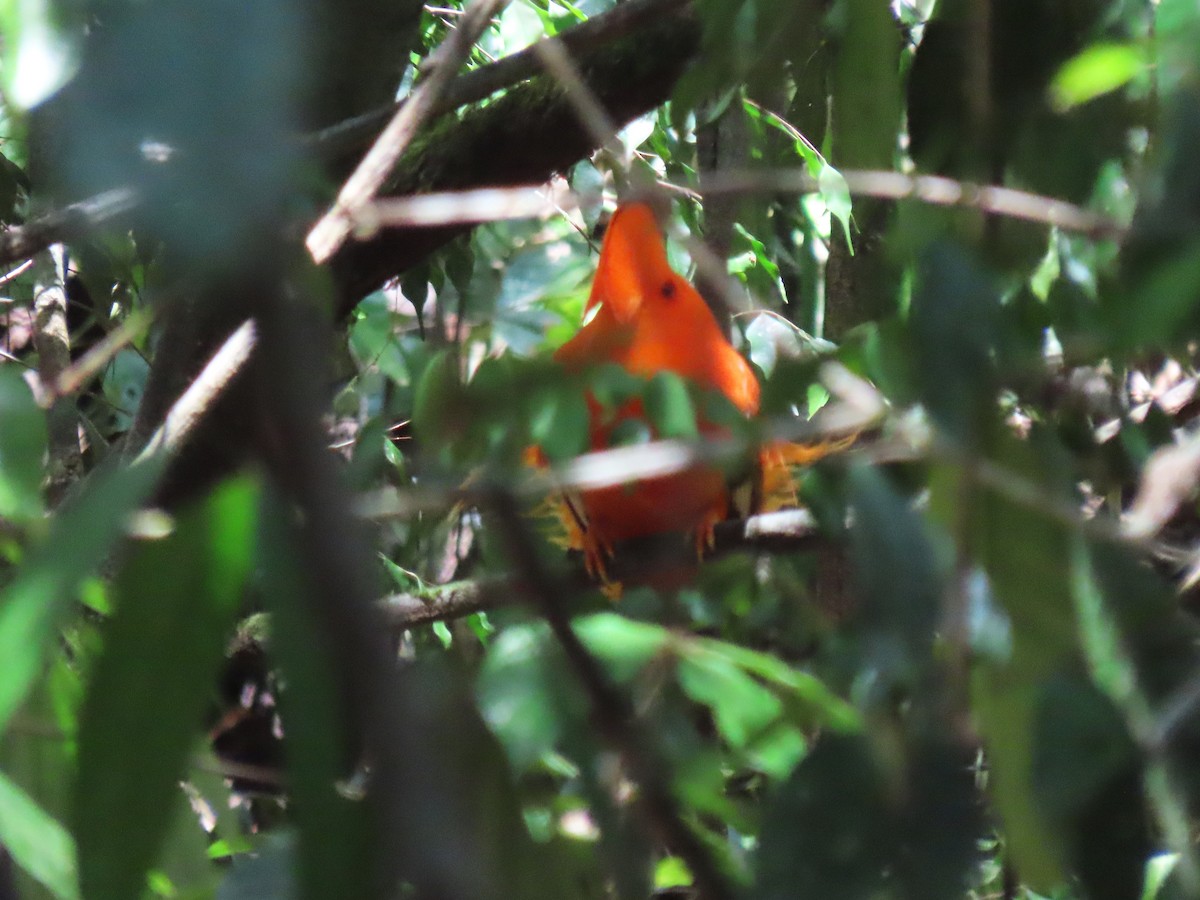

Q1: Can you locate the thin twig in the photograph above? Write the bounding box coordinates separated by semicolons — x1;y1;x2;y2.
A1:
690;169;1124;238
0;258;33;285
32;247;83;504
306;0;513;264
344;168;1122;240
134;319;257;463
487;490;734;900
42;307;154;403
359;186;577;231
191;753;287;790
532;37;622;153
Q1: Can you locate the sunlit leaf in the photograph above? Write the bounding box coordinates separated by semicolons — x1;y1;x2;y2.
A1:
0;458;163;734
0;769;79;900
0;0;80;110
1051;42;1147;111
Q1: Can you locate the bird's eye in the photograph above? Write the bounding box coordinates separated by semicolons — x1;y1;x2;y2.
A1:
661;280;676;299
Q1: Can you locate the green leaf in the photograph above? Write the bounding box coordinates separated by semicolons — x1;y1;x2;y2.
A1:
691;638;861;733
411;349;469;452
0;458;163;734
654;857;691;890
1051;42;1147;111
0;0;81;110
818;162;854;248
678;651;782;749
909;243;1001;445
574;613;671;682
0;366;47;521
528;384;590;462
478;623;575;771
756;734;983;899
847;464;941;668
349;291;412;385
0;769;79;900
74;477;259;900
643;371;698;440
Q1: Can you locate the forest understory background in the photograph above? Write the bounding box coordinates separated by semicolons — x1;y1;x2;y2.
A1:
3;0;1200;899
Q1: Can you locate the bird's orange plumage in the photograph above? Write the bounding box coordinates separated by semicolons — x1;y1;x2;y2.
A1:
533;202;847;583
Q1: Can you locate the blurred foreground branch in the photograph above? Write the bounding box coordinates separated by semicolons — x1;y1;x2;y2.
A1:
487;491;735;900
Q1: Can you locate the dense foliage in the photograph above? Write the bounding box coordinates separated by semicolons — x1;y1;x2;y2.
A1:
2;0;1200;898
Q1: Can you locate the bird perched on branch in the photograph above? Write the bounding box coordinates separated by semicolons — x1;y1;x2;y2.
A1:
528;201;852;591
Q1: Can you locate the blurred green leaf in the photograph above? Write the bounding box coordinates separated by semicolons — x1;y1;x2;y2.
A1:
678;651;782;750
0;366;46;521
0;0;81;110
909;243;1001;445
574;612;670;681
412;349;468;453
349;292;414;385
529;384;590;462
478;622;576;772
831;0;901;170
847;464;941;673
690;638;860;733
654;856;691;890
1051;42;1147;111
75;477;258;900
0;458;163;734
0;769;79;900
258;491;371;900
643;371;698;440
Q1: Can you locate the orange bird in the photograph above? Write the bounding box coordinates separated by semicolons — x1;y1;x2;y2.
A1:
531;202;847;584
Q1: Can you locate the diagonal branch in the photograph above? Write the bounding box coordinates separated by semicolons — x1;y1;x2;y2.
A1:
306;0;513;264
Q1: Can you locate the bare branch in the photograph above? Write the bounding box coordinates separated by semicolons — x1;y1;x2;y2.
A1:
44;307;154;403
133;319;258;463
32;247;83;504
359;186;577;230
692;168;1123;238
345;167;1122;240
306;0;513;263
